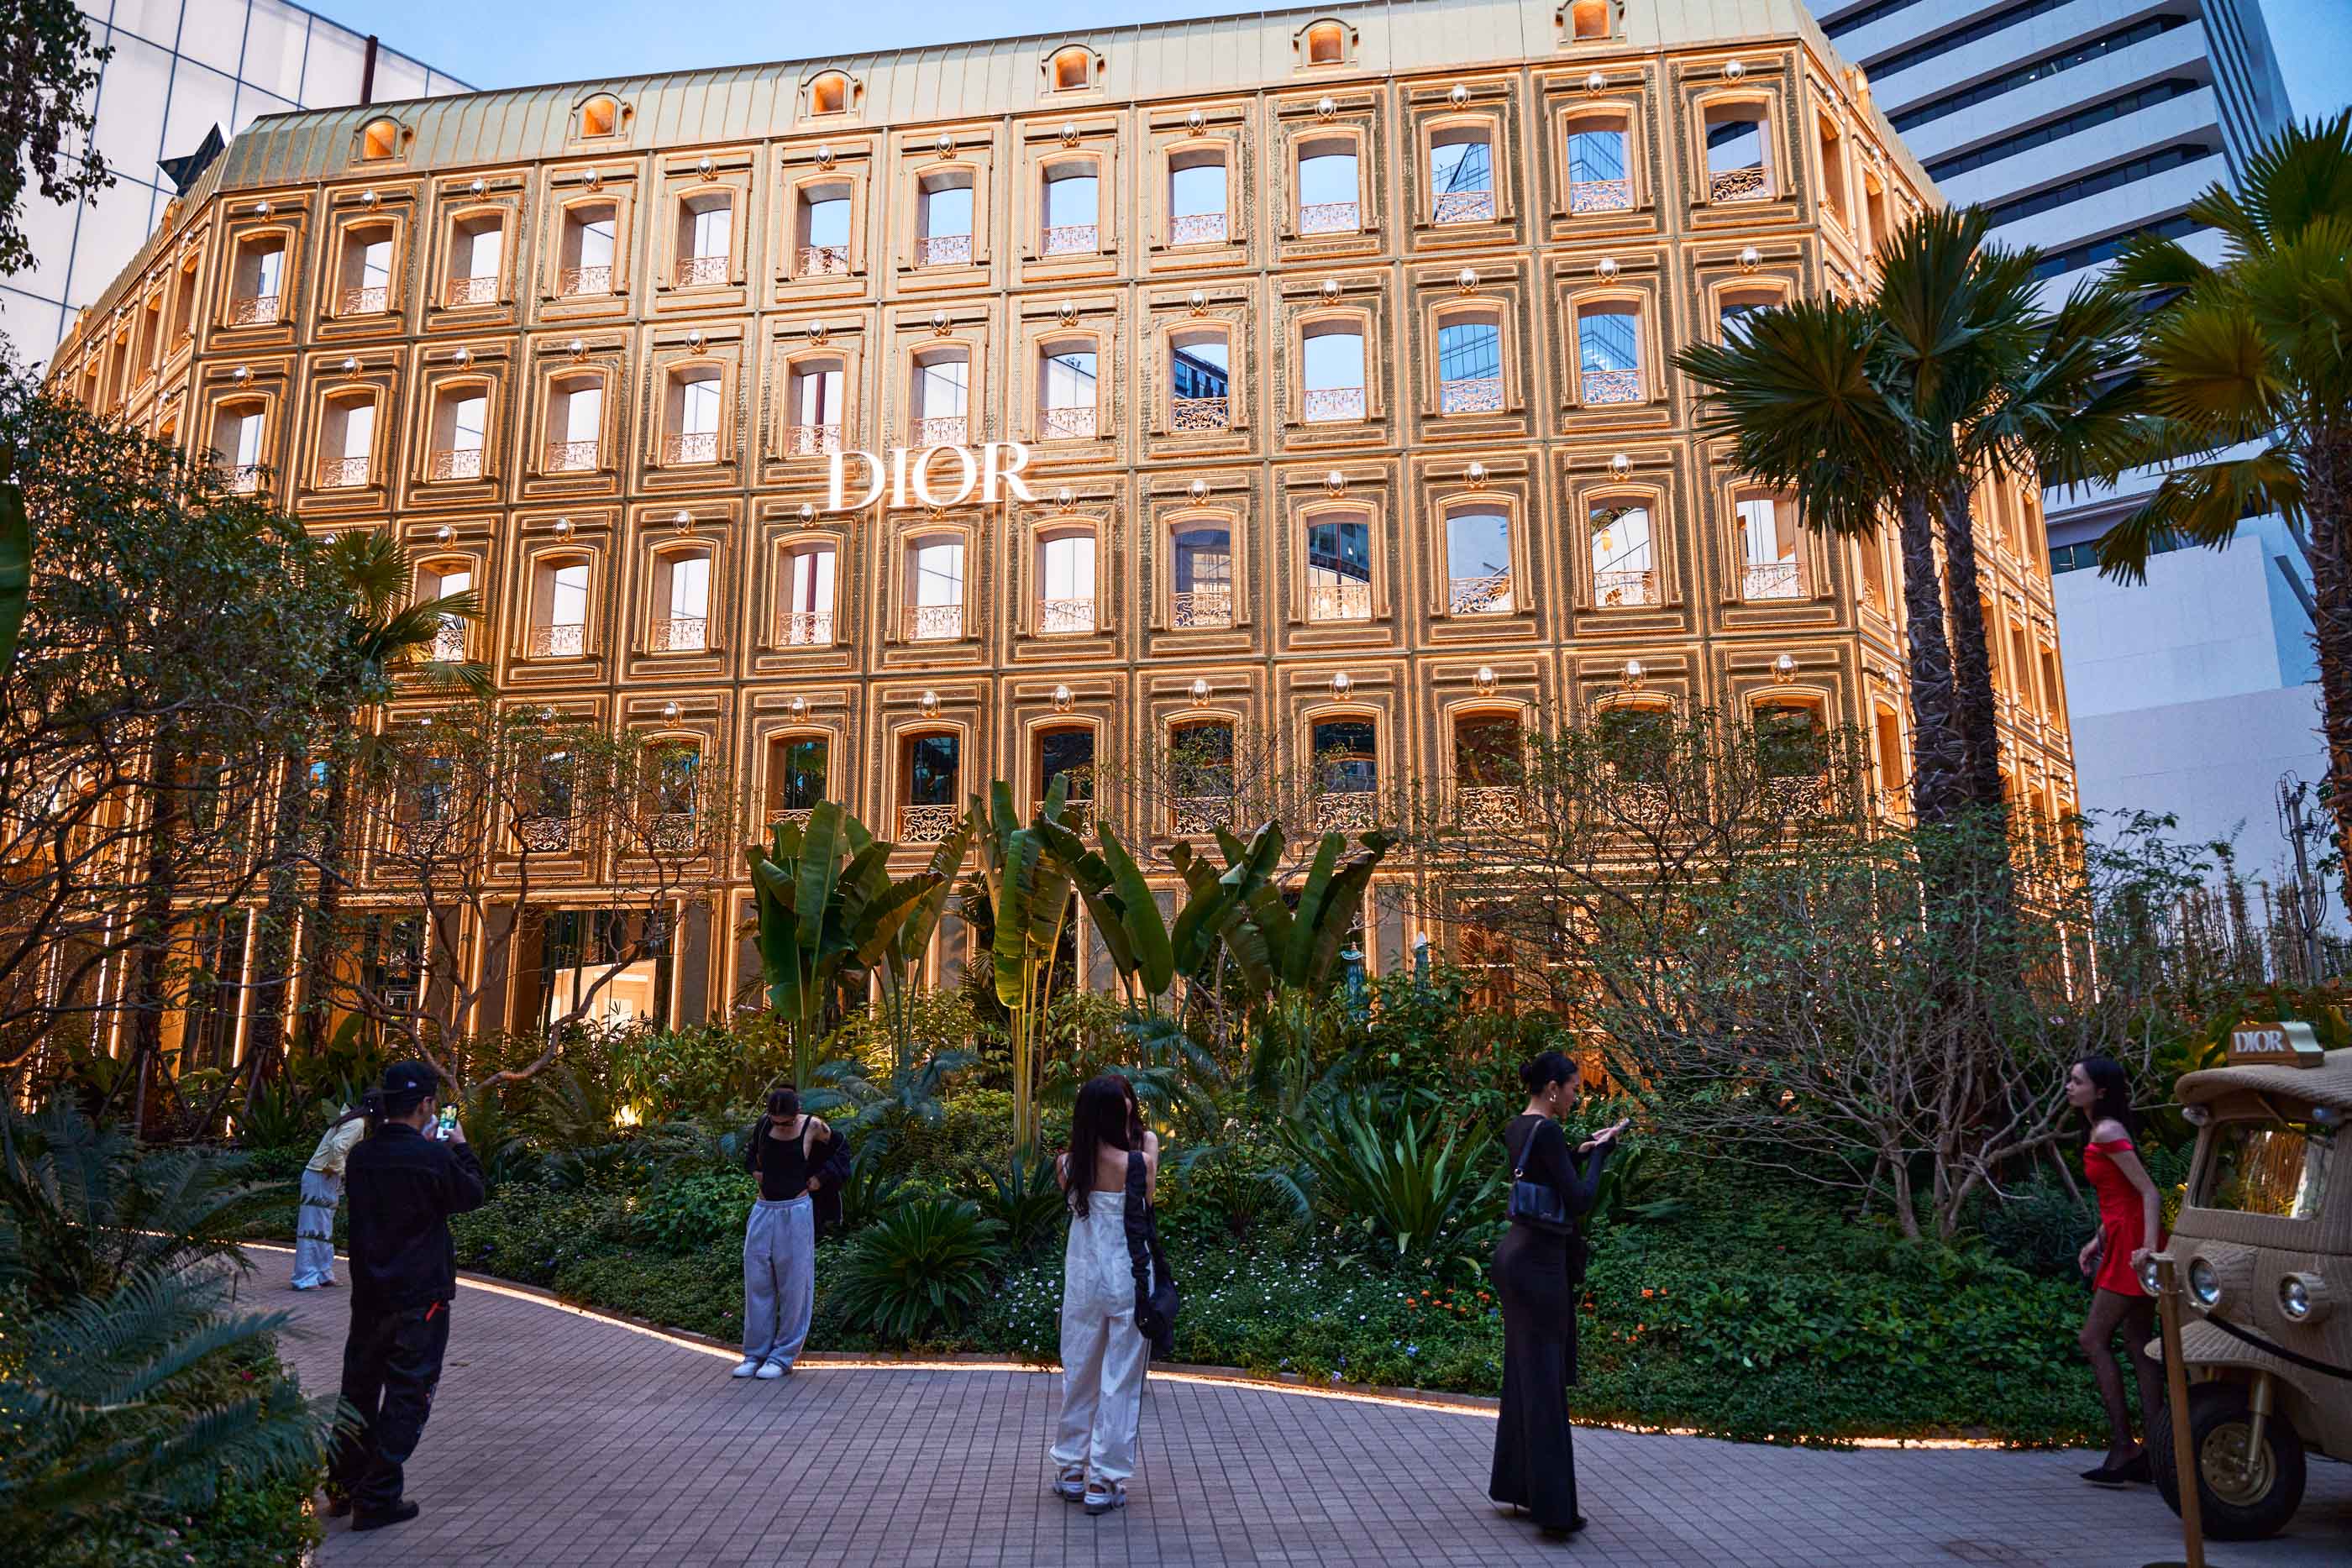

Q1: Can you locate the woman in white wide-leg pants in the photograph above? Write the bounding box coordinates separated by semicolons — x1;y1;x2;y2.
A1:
1051;1074;1157;1515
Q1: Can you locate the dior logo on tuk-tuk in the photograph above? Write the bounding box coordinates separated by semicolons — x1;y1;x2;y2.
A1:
824;442;1037;512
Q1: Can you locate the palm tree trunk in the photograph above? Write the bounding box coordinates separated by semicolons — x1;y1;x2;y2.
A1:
1937;480;2009;819
240;745;312;1113
1894;489;1967;823
2306;436;2352;884
292;747;352;1056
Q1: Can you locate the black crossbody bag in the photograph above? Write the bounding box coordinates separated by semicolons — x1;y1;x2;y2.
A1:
1122;1150;1181;1358
1505;1119;1572;1235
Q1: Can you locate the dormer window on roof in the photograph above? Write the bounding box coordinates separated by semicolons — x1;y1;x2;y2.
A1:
1048;46;1096;93
1301;20;1352;66
810;71;852;117
579;94;622;139
360;117;403;161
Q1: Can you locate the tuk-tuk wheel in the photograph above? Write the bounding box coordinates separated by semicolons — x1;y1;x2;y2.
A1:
2148;1382;2307;1540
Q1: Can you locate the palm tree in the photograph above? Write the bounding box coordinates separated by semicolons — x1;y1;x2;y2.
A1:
2095;112;2352;857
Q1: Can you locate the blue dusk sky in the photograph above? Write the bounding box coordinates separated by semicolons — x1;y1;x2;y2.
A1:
307;0;2352;119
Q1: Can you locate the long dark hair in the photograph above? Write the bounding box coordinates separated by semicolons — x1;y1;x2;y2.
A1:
2074;1056;2137;1141
1064;1074;1140;1219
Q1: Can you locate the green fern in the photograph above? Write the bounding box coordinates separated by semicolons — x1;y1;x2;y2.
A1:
829;1198;1007;1342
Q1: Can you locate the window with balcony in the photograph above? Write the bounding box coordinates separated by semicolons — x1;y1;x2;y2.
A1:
767;734;828;823
1857;521;1890;612
906;537;965;641
1736;492;1804;600
1436;312;1503;415
543;375;603;472
1169;719;1235;832
1169;328;1231;432
1817;117;1850;228
648;741;701;845
917;172;975;267
136;297;161;376
785;358;845;455
1719;286;1779;343
911;349;969;446
1311;717;1378;829
448;213;503;305
1038;343;1098;441
317;394;375;488
900;732;960;842
1306;513;1372;621
652;549;711;652
1756;701;1827;812
1042;164;1100;256
336;225;395;316
1168;149;1229;246
1455;712;1524;826
664;367;722;465
228;237;285;325
418;561;471;661
429;388;488;480
559;203;617;296
1301;320;1366;422
796;186;853;275
171;260;199;343
1306;21;1347;64
528;557;591;658
1297;140;1360;234
1172;525;1233;628
1430;127;1496;224
1575;302;1641;405
1864;173;1890;252
210;406;264;491
781;543;837;646
1037;727;1095;820
1445;507;1512;615
1705;105;1771;203
675;193;732;286
1565;118;1632;214
1568;0;1609;39
1872;702;1904;802
1590;501;1653;606
1037;530;1096;635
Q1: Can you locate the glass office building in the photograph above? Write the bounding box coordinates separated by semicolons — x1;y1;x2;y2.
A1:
2;0;465;364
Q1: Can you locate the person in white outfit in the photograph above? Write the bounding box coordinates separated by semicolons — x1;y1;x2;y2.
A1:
1051;1074;1157;1516
293;1106;365;1289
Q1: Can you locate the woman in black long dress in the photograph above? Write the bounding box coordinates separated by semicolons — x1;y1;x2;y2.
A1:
1491;1050;1626;1539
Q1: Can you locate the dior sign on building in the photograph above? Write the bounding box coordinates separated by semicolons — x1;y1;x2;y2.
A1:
825;442;1038;511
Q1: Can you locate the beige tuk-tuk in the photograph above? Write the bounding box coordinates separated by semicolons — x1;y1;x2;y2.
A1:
2147;1026;2350;1539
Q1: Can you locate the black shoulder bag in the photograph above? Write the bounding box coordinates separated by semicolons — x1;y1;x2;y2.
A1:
1121;1150;1180;1359
1505;1120;1572;1236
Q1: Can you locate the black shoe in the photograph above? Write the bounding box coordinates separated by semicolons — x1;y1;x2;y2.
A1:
352;1500;421;1531
2080;1464;2125;1485
2119;1450;2152;1483
1540;1516;1588;1539
323;1494;351;1518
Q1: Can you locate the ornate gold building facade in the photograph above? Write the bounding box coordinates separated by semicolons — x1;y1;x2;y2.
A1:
52;0;2076;1036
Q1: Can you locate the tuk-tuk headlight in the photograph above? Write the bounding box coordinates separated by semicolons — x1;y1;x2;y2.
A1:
2137;1256;2160;1295
2188;1257;2222;1306
2281;1277;2312;1319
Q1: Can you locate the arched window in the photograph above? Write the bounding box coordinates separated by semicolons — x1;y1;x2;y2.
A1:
1430;126;1495;224
1037;527;1097;635
1036;726;1096;817
796;182;853;275
767;734;829;821
559;203;617;296
911;349;970;446
334;223;395;316
916;171;975;266
900;732;962;842
785;356;845;455
1301;318;1366;422
1168;149;1230;246
1436;310;1503;414
1305;511;1372;621
1569;0;1609;40
1575;302;1641;405
360;117;401;161
810;73;848;116
428;385;489;480
1445;507;1512;615
651;548;712;652
1306;22;1347;65
1589;501;1652;606
209;401;265;491
417;560;472;661
905;535;965;641
664;366;723;465
1704;103;1772;203
1817;115;1851;228
1172;523;1233;628
448;212;504;306
543;372;603;472
1310;716;1378;830
675;191;732;286
580;95;620;139
781;542;836;645
1455;712;1524;792
1038;340;1099;441
1042;160;1100;254
1718;285;1781;343
1297;137;1360;233
1170;327;1231;430
228;234;286;324
528;555;591;658
1051;47;1093;92
1564;114;1631;213
1169;720;1236;832
318;392;376;488
1754;701;1828;810
1735;490;1804;600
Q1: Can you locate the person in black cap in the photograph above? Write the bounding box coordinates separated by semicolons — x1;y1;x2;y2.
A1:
328;1061;486;1532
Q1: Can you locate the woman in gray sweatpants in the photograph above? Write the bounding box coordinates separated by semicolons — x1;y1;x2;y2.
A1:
735;1087;834;1379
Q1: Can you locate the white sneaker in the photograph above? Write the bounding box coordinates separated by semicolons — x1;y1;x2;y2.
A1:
756;1360;790;1380
730;1358;761;1377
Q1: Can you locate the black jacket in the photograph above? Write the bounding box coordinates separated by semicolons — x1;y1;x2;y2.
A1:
345;1120;487;1314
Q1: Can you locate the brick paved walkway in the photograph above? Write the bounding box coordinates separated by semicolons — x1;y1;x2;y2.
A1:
249;1252;2351;1567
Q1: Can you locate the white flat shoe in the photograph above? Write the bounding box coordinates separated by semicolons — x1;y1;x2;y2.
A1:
1052;1466;1086;1502
756;1360;789;1380
731;1358;761;1377
1084;1481;1126;1515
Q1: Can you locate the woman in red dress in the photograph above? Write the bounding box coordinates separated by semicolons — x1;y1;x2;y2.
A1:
2066;1055;2165;1484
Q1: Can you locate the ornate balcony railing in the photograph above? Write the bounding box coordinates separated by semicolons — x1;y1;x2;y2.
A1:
227;294;281;327
314;456;371;489
898;804;959;843
1433;188;1496;225
1304;385;1366;422
1593;569;1654;608
1767;774;1824;817
1581;368;1642;406
780;611;833;647
1709;165;1768;203
784;422;843;456
1041;406;1096;441
430;623;467;663
1038;597;1095;636
339;285;390;316
1569;178;1635;215
648;812;699;853
768;807;816;829
517;815;573;852
430;448;484;481
1042;224;1098;256
916;233;973;267
675;254;728;286
528;623;585;659
797;244;850;276
911;415;969;447
1298;201;1360;235
663;431;719;465
1616;780;1671;825
1439;375;1504;415
1742;561;1804;600
1309;581;1372;621
1457;785;1523;831
1171;796;1231;836
558;265;612;296
1171;395;1230;433
543;439;600;473
223;464;262;495
1171;212;1229;246
1448;572;1513;616
445;275;498;307
906;604;963;642
1172;590;1232;629
1315;790;1378;831
650;617;708;653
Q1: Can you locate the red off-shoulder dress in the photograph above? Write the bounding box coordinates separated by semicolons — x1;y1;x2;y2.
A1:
2084;1138;2161;1297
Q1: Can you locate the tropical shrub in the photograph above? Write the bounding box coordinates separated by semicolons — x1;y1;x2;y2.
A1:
975;1151;1067;1260
633;1169;756;1255
1278;1089;1499;1270
829;1198;1007;1340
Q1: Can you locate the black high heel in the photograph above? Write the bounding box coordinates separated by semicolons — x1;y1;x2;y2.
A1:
2119;1450;2153;1483
2080;1463;2126;1485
